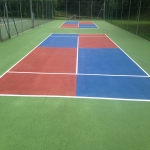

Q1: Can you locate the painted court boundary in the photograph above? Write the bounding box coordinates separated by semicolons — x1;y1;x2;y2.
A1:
105;35;149;76
0;33;52;79
0;33;150;102
59;21;99;29
1;34;149;77
0;94;150;102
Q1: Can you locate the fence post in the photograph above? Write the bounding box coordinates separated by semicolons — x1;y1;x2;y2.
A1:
0;3;9;40
36;1;39;26
49;0;50;19
115;0;118;21
111;0;114;23
5;1;11;38
42;0;44;24
121;0;124;24
51;0;53;19
103;0;105;20
19;0;23;33
136;0;142;35
46;0;47;20
30;0;34;28
79;1;80;18
127;0;131;30
0;20;2;42
108;0;111;21
66;0;67;19
91;1;93;19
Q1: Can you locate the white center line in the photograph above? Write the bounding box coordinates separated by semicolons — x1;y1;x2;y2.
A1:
76;36;79;74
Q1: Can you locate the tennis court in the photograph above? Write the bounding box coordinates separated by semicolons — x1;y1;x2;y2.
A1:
0;20;150;150
60;21;98;28
0;33;150;101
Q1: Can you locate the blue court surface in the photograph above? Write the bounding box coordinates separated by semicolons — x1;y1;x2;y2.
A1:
39;34;150;101
40;36;78;48
79;24;98;28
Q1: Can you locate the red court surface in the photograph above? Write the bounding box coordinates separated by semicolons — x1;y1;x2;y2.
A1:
0;73;76;96
11;47;77;73
79;36;118;48
61;24;78;28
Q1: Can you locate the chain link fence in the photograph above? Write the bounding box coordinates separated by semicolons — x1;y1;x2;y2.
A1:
0;0;54;42
1;0;149;42
55;0;105;20
105;0;150;41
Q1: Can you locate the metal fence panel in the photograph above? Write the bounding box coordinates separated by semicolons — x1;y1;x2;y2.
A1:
0;0;54;42
105;0;150;41
138;2;150;41
55;0;105;20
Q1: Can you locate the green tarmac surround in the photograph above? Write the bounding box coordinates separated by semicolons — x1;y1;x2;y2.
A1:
0;20;150;150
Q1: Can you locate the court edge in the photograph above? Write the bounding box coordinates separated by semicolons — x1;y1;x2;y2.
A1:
0;33;150;101
59;21;99;29
105;34;150;76
0;33;53;79
0;94;150;102
0;33;149;78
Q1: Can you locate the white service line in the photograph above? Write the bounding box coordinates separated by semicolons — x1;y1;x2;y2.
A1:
51;35;106;37
51;36;78;37
0;94;150;102
8;71;150;78
8;71;76;76
105;34;150;76
53;33;105;36
78;73;149;78
0;33;52;79
79;36;106;37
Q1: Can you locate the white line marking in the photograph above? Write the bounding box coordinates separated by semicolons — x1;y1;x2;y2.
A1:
0;33;106;79
76;36;79;74
0;94;150;102
7;71;149;78
105;34;150;76
1;33;150;101
79;36;106;37
0;33;52;79
53;33;104;35
59;21;66;28
92;21;99;28
51;36;78;37
78;73;149;78
8;71;76;76
78;28;99;29
52;36;106;38
53;33;74;34
59;21;99;29
50;33;106;37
